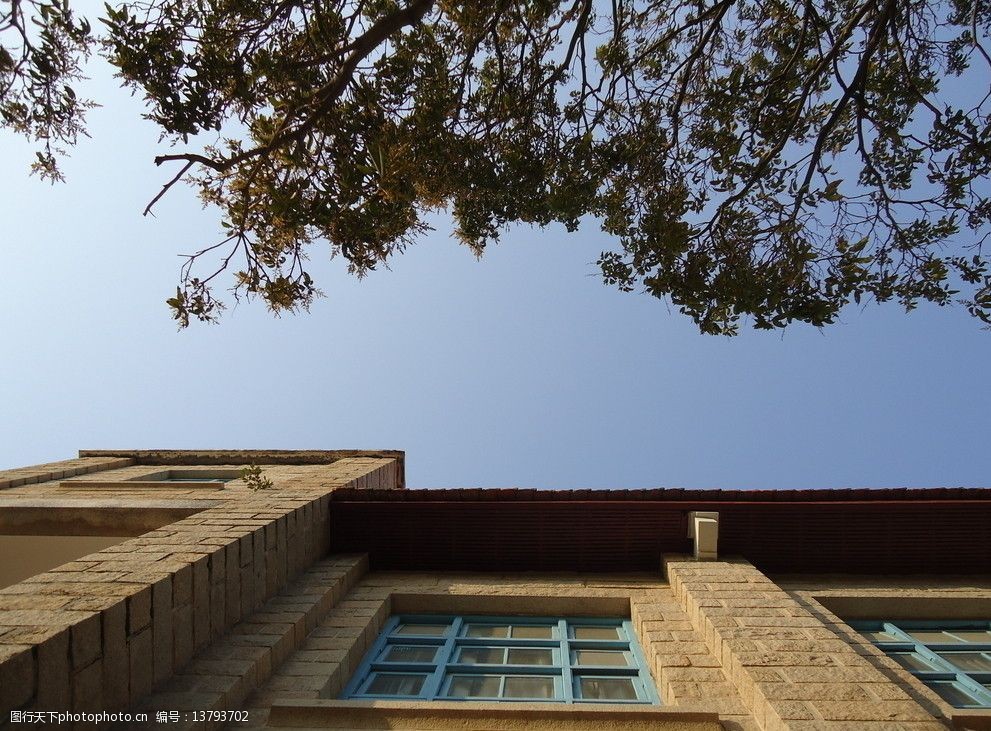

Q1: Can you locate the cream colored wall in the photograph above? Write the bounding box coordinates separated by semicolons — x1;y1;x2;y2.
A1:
0;535;129;590
236;570;757;731
777;574;991;730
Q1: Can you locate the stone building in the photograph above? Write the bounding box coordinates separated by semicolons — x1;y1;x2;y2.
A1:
0;450;989;731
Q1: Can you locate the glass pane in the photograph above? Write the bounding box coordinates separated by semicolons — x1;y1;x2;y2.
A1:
938;652;991;672
381;645;438;663
907;630;969;645
446;675;501;698
459;647;506;665
466;624;510;638
395;623;447;636
891;653;940;672
946;630;991;643
508;648;553;665
863;630;901;643
504;676;555;698
925;681;982;707
579;677;638;700
511;625;554;639
575;650;629;666
573;626;621;640
366;673;425;696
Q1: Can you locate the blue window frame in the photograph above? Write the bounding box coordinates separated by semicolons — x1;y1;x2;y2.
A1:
342;615;660;704
850;620;991;708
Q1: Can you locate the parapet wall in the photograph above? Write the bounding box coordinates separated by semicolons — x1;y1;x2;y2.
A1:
0;451;403;727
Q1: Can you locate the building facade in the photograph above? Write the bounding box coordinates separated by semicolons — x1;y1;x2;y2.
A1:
0;450;989;730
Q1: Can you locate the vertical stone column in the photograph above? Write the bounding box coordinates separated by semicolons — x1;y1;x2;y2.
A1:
664;557;947;731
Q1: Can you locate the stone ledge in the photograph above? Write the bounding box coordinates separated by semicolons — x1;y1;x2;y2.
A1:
266;699;723;730
953;710;991;730
79;450;404;469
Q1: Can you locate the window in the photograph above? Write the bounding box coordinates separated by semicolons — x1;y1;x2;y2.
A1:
342;615;659;704
852;620;991;708
125;469;241;484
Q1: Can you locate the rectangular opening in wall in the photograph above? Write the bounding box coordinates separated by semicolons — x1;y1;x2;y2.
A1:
342;614;661;705
0;500;207;590
61;467;242;490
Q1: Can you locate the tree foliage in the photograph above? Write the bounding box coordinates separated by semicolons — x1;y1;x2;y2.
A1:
4;0;991;332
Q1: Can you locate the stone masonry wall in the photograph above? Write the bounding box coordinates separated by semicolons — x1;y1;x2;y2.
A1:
0;452;401;730
235;570;758;731
664;557;950;731
780;576;991;731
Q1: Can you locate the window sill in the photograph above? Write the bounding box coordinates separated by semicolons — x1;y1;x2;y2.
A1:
266;699;722;730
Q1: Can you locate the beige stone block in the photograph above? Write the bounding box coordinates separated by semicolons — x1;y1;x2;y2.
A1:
661;667;730;683
209;546;226;585
226;539;242;626
265;674;328;692
210;580;226;640
0;608;93;626
128;586;152;635
71;658;102;712
0;624;63;646
173;564;193;607
0;644;34;711
70;612;102;670
192;556;210;651
253;529;266;607
265;547;278;597
128;626;153;703
813;700;938;722
781;666;882;684
35;628;70;710
736;651;839;668
152;576;174;685
174;603;194;670
241;561;256;620
276;517;288;586
668;681;742;699
277;660;339;677
761;682;872;702
101;601;128;709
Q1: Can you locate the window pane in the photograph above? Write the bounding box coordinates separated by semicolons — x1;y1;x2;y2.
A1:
508;648;554;666
504;676;555;698
446;675;501;698
938;652;991;672
366;674;426;696
925;681;983;706
511;625;554;639
573;626;621;640
575;650;629;666
395;623;447;636
381;645;437;663
459;647;505;665
907;630;969;644
466;624;510;638
579;677;638;700
890;653;940;672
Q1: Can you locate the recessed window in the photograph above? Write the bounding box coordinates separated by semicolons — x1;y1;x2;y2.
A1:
342;615;659;704
852;621;991;708
132;469;239;483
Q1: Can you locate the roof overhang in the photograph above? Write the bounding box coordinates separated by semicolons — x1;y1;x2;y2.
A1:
328;487;991;575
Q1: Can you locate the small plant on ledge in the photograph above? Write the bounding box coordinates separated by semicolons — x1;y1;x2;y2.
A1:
240;464;274;491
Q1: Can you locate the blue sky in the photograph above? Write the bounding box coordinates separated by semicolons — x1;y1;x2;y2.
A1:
1;41;989;490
